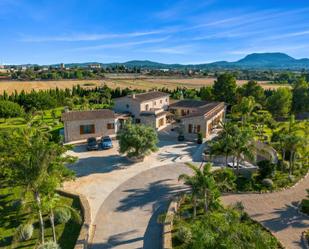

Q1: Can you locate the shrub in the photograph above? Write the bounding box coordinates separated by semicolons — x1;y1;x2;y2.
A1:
176;226;192;244
16;223;33;241
257;160;275;179
37;241;61;249
261;178;274;189
54;208;71;224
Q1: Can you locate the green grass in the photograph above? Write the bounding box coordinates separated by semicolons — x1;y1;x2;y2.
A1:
0;107;64;132
0;181;82;249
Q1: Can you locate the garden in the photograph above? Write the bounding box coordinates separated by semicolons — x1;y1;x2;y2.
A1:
173;163;283;249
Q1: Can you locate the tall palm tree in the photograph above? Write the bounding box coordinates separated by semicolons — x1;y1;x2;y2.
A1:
209;122;236;166
179;163;218;214
178;172;200;218
0;127;75;243
231;127;255;173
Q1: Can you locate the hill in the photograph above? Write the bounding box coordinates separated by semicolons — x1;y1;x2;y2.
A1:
19;52;309;70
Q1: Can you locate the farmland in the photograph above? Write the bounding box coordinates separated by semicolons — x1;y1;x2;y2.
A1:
0;75;288;94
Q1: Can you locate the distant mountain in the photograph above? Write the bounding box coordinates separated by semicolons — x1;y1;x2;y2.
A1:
35;52;309;70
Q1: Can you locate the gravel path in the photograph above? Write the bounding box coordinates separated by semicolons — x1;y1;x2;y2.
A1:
222;175;309;249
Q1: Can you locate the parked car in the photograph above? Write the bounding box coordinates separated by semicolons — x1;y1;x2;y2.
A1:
101;136;113;149
227;162;244;169
87;137;99;151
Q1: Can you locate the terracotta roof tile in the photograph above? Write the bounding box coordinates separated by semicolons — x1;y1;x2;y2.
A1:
62;109;115;121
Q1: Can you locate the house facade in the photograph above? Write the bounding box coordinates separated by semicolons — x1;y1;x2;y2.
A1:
62;91;226;143
169;100;225;139
114;91;170;130
62;109;128;142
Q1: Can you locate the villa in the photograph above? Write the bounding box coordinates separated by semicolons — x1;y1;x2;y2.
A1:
169;100;226;139
62;91;226;142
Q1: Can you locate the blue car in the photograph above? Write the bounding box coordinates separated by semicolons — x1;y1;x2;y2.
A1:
101;136;113;149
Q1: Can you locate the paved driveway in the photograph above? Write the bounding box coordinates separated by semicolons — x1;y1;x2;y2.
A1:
64;140;202;220
222;176;309;249
90;163;190;249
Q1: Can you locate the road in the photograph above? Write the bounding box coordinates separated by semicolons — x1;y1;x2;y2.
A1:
90;163;190;249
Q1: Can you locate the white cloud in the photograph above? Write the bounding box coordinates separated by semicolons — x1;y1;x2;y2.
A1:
21;30;167;42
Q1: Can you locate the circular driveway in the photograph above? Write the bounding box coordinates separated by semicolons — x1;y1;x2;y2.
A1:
90;163;191;249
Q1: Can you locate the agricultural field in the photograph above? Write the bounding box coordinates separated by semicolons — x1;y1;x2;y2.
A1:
0;76;288;94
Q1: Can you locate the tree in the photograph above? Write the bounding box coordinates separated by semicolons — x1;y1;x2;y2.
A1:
292;78;309;113
178;172;200;218
266;87;292;117
0;100;24;121
209;122;237;166
0;128;75;243
213;73;237;104
238;80;266;105
231;126;255;173
199;86;213;101
179;163;219;213
231;96;261;125
117;123;158;159
252;110;273;141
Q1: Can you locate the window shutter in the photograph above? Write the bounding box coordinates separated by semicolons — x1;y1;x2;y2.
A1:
80;126;84;134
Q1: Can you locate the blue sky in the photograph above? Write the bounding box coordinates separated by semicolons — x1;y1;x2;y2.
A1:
1;0;309;65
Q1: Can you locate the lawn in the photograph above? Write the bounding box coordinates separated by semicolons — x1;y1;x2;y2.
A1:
0;107;64;132
0;180;82;249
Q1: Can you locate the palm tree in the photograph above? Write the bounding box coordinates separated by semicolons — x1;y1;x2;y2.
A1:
209;122;236;166
231;127;255;173
42;192;81;243
232;96;261;125
179;163;218;213
0;127;75;243
178;172;200;218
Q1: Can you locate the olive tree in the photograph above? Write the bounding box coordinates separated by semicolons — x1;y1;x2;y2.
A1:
117;123;158;159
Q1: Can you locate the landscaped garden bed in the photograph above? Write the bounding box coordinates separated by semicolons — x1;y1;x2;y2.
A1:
172;195;283;249
0;182;82;249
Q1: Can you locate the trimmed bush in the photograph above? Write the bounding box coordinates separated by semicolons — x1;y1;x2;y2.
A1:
16;223;33;241
54;208;71;224
261;178;274;189
176;226;192;244
37;241;61;249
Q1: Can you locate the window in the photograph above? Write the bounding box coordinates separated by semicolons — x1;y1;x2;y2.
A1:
107;123;115;129
80;124;95;134
166;98;168;102
126;104;130;109
188;124;192;133
160;100;163;104
145;104;149;111
194;125;201;134
154;101;156;106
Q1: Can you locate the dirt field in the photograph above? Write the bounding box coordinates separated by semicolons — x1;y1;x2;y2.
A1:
0;77;289;94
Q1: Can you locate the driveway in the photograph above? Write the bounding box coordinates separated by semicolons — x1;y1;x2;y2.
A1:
222;175;309;249
64;139;203;221
90;163;190;249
